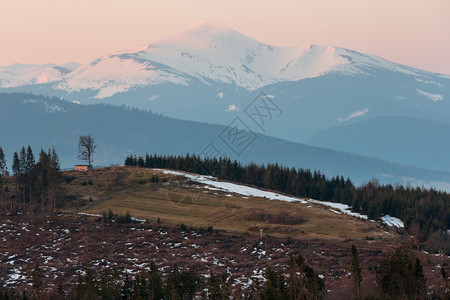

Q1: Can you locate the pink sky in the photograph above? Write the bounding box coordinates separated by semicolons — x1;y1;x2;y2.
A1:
1;0;449;74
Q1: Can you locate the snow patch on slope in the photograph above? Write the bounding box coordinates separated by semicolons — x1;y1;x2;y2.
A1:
308;199;368;219
57;56;190;99
416;88;444;102
226;104;240;112
159;169;403;227
415;77;443;87
23;98;65;114
338;108;368;122
381;215;404;228
159;169;309;204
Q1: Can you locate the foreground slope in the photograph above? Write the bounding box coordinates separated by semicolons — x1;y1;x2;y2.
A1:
75;167;394;240
0;167;447;297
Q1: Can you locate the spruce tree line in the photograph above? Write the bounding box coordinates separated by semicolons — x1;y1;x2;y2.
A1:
125;154;449;242
1;145;63;213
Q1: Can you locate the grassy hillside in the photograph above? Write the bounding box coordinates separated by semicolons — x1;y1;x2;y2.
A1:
64;166;395;240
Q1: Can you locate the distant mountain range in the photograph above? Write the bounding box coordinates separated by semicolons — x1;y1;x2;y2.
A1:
2;92;450;191
0;62;80;87
1;22;449;173
306;116;450;172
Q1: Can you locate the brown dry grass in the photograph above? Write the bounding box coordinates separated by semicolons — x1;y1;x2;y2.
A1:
67;167;395;240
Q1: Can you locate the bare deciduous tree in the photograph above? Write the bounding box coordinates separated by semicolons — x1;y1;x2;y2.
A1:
78;135;97;166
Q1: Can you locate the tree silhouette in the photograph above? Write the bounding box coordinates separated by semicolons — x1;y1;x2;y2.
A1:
78;135;97;166
350;245;362;298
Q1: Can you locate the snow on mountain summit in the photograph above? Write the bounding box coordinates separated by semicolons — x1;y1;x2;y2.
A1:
0;62;80;88
2;22;443;98
57;22;359;97
131;22;362;87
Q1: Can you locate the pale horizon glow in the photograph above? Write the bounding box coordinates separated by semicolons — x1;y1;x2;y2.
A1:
1;0;449;74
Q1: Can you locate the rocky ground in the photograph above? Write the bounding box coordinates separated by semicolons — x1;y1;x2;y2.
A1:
0;213;447;298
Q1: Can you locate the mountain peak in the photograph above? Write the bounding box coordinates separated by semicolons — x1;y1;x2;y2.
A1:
184;21;234;35
147;21;253;52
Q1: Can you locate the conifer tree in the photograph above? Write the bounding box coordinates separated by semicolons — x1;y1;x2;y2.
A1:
286;254;325;299
36;149;49;213
148;262;164;300
260;268;288;300
207;272;230;300
32;261;43;299
12;151;21;207
350;245;362;298
0;147;7;211
49;147;61;212
377;246;427;299
26;145;35;209
413;258;426;299
19;146;27;205
98;267;121;300
0;147;6;177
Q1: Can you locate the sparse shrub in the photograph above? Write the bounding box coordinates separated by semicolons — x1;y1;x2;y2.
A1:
107;209;114;222
180;223;188;231
220;242;232;250
103;209;133;223
151;174;159;183
64;175;76;183
245;209;305;225
116;211;133;224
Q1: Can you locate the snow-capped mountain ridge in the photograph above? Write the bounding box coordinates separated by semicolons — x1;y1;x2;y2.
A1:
3;22;443;98
58;22;447;97
0;63;80;88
